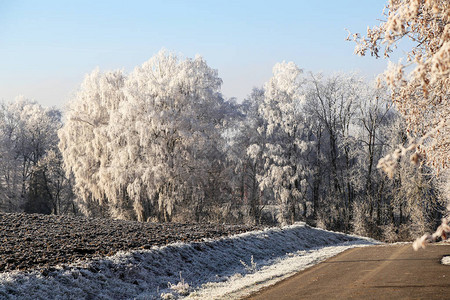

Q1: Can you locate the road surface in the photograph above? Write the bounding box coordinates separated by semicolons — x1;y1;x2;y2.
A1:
246;244;450;299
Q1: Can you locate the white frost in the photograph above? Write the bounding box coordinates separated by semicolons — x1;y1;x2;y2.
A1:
442;256;450;266
0;223;377;299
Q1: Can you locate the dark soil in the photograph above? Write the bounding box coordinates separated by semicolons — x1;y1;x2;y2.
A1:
0;213;261;273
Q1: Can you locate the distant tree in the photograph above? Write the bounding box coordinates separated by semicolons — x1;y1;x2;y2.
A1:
0;98;72;214
230;88;267;224
250;62;311;225
352;85;392;228
30;149;76;215
305;73;363;230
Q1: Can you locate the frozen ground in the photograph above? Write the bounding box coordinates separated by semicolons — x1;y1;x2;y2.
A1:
0;223;378;299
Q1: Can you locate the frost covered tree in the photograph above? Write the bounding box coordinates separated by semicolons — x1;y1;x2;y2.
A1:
59;69;126;218
249;62;311;225
381;116;445;241
0;98;71;214
229;88;267;224
305;73;363;230
349;89;432;239
110;50;228;221
59;50;229;221
350;85;393;232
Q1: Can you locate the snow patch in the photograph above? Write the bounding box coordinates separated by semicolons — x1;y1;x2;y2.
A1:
441;256;450;266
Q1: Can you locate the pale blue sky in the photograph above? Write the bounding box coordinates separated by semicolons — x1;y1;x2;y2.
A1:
0;0;393;107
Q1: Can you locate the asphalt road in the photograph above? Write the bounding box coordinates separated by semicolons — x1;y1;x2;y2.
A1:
246;244;450;299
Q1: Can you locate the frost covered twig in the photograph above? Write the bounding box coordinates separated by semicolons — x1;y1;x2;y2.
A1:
351;0;449;176
413;215;450;251
377;120;446;178
240;255;258;273
167;271;190;296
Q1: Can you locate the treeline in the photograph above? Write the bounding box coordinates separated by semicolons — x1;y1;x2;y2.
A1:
0;51;445;241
